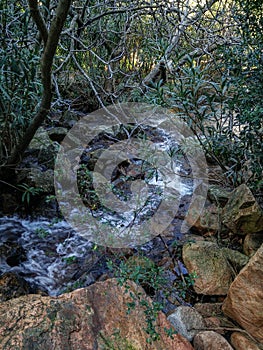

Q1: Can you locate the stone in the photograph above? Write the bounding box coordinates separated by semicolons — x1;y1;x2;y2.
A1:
182;241;234;295
222;244;263;343
194;331;234;349
0;241;27;267
208;185;231;207
27;168;54;193
0;272;31;302
204;317;223;334
194;303;223;317
47;127;68;142
29;127;52;150
222;184;263;235
38;142;60;168
167;306;205;341
0;278;194;350
185;196;221;235
194;204;221;235
27;127;60;168
243;233;263;257
230;332;261;350
221;248;249;271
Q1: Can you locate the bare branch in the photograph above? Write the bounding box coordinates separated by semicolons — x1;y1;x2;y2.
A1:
1;0;72;173
142;0;220;87
28;0;48;45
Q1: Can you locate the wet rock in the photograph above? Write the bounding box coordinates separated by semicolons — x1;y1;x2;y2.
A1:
193;331;234;350
0;218;26;242
0;193;18;214
29;127;52;150
38;142;60;168
185;195;222;235
0;272;31;302
230;332;261;350
220;248;249;271
167;306;205;341
25;168;54;193
194;204;221;235
222;244;263;343
222;184;263;235
0;241;27;267
182;241;234;295
81;148;104;170
208;185;231;207
47;127;68;142
0;278;194;350
243;233;263;257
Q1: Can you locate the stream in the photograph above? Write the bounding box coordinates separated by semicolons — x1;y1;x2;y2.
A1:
0;123;196;297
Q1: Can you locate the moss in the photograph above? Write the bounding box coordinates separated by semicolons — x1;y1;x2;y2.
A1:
99;330;138;350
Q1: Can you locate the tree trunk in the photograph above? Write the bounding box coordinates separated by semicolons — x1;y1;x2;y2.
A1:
0;0;71;181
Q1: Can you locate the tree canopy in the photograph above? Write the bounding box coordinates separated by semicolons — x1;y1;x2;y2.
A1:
0;0;262;190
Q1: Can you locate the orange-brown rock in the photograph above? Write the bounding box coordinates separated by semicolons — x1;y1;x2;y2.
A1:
230;332;261;350
204;317;224;334
0;278;194;350
222;244;263;343
193;330;234;350
182;241;233;295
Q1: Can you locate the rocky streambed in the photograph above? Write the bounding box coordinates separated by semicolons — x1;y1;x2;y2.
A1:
0;119;263;349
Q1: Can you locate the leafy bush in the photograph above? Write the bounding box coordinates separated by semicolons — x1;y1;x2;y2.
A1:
141;11;263;192
0;1;41;161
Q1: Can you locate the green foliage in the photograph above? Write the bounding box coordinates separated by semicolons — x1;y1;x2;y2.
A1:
218;1;263;190
0;1;41;162
45;195;57;203
99;330;137;350
35;227;49;239
62;280;85;293
175;272;197;299
107;255;184;342
107;256;166;293
77;164;100;209
62;256;77;264
1;0;261;194
107;256;164;342
142;43;262;190
19;183;42;205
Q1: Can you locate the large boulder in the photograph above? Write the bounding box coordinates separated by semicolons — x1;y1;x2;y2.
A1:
0;278;193;350
28;127;60;168
230;332;261;350
222;244;263;343
182;241;234;295
193;331;234;350
29;127;52;150
185;196;221;235
207;185;231;207
222;184;263;235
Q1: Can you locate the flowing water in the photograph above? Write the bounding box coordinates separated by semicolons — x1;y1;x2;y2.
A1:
0;126;195;296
